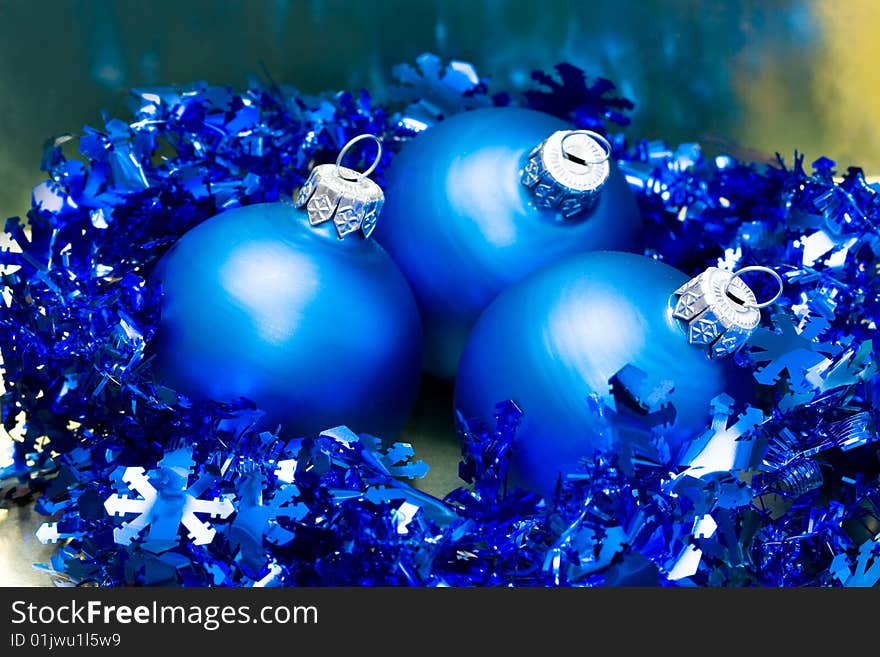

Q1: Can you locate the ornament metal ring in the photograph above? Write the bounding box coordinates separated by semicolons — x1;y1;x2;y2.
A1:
335;134;383;182
726;266;784;309
560;130;612;167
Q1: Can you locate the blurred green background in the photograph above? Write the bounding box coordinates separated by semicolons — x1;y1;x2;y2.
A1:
2;0;880;585
2;0;880;221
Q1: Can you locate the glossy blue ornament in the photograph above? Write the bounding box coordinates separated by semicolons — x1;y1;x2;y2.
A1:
151;198;423;439
374;107;643;379
454;251;755;496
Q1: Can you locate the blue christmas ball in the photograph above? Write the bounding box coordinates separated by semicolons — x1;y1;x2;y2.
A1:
151;201;423;439
374;107;643;379
454;251;755;496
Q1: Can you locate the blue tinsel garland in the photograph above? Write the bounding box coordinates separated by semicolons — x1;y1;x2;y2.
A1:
2;53;880;586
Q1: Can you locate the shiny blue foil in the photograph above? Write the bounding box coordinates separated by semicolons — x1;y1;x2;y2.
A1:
3;56;880;587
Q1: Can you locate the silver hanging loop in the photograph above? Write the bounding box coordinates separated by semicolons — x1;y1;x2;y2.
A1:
521;128;612;220
560;130;611;166
726;266;784;309
295;134;385;239
335;133;383;182
671;265;783;359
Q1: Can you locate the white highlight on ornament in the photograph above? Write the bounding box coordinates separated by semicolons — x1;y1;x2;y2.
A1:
547;288;648;396
220;241;319;345
447;146;522;247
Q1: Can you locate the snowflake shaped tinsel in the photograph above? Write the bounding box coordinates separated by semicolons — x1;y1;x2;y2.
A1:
4;53;880;587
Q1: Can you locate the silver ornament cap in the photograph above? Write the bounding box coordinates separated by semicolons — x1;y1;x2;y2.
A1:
521;129;612;219
671;265;783;358
294;134;384;239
